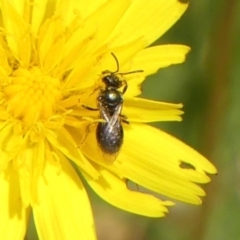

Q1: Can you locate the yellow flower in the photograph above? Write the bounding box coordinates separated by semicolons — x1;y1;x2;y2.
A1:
0;0;217;239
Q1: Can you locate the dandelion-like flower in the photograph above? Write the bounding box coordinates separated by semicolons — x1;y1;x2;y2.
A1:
0;0;216;239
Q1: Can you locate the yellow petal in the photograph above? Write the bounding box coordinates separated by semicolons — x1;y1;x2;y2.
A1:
95;38;147;76
55;0;105;25
124;124;217;175
65;0;106;20
110;0;188;46
60;0;131;70
33;158;97;240
17;161;32;208
0;167;29;240
86;0;131;47
31;0;49;36
118;123;217;204
55;0;81;27
0;0;31;67
81;123;216;205
45;127;99;180
120;45;190;96
0;121;25;171
58;21;97;75
37;17;65;72
83;167;173;217
123;97;183;122
129;44;190;76
0;0;25;17
64;37;146;91
16;138;46;207
0;43;12;76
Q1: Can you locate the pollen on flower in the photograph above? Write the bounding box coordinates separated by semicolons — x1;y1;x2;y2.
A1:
3;67;62;126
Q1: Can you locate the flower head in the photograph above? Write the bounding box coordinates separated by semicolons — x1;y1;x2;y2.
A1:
0;0;216;239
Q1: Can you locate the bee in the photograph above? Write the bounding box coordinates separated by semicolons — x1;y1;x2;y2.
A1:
83;53;143;162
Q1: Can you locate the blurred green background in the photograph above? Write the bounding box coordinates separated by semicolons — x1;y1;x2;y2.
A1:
26;0;240;239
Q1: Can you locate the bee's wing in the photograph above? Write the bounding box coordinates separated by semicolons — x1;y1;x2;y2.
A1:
105;104;123;133
102;105;123;163
98;104;123;164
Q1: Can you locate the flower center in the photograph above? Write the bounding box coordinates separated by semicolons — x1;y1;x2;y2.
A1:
4;67;62;125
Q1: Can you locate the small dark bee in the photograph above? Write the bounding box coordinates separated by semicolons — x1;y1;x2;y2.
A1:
83;53;143;162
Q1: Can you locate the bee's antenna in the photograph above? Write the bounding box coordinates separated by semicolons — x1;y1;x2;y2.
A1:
120;70;144;75
110;52;144;75
111;52;119;73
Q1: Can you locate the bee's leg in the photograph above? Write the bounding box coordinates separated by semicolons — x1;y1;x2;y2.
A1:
122;80;128;94
77;122;93;149
82;105;99;111
120;114;129;124
77;119;104;149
